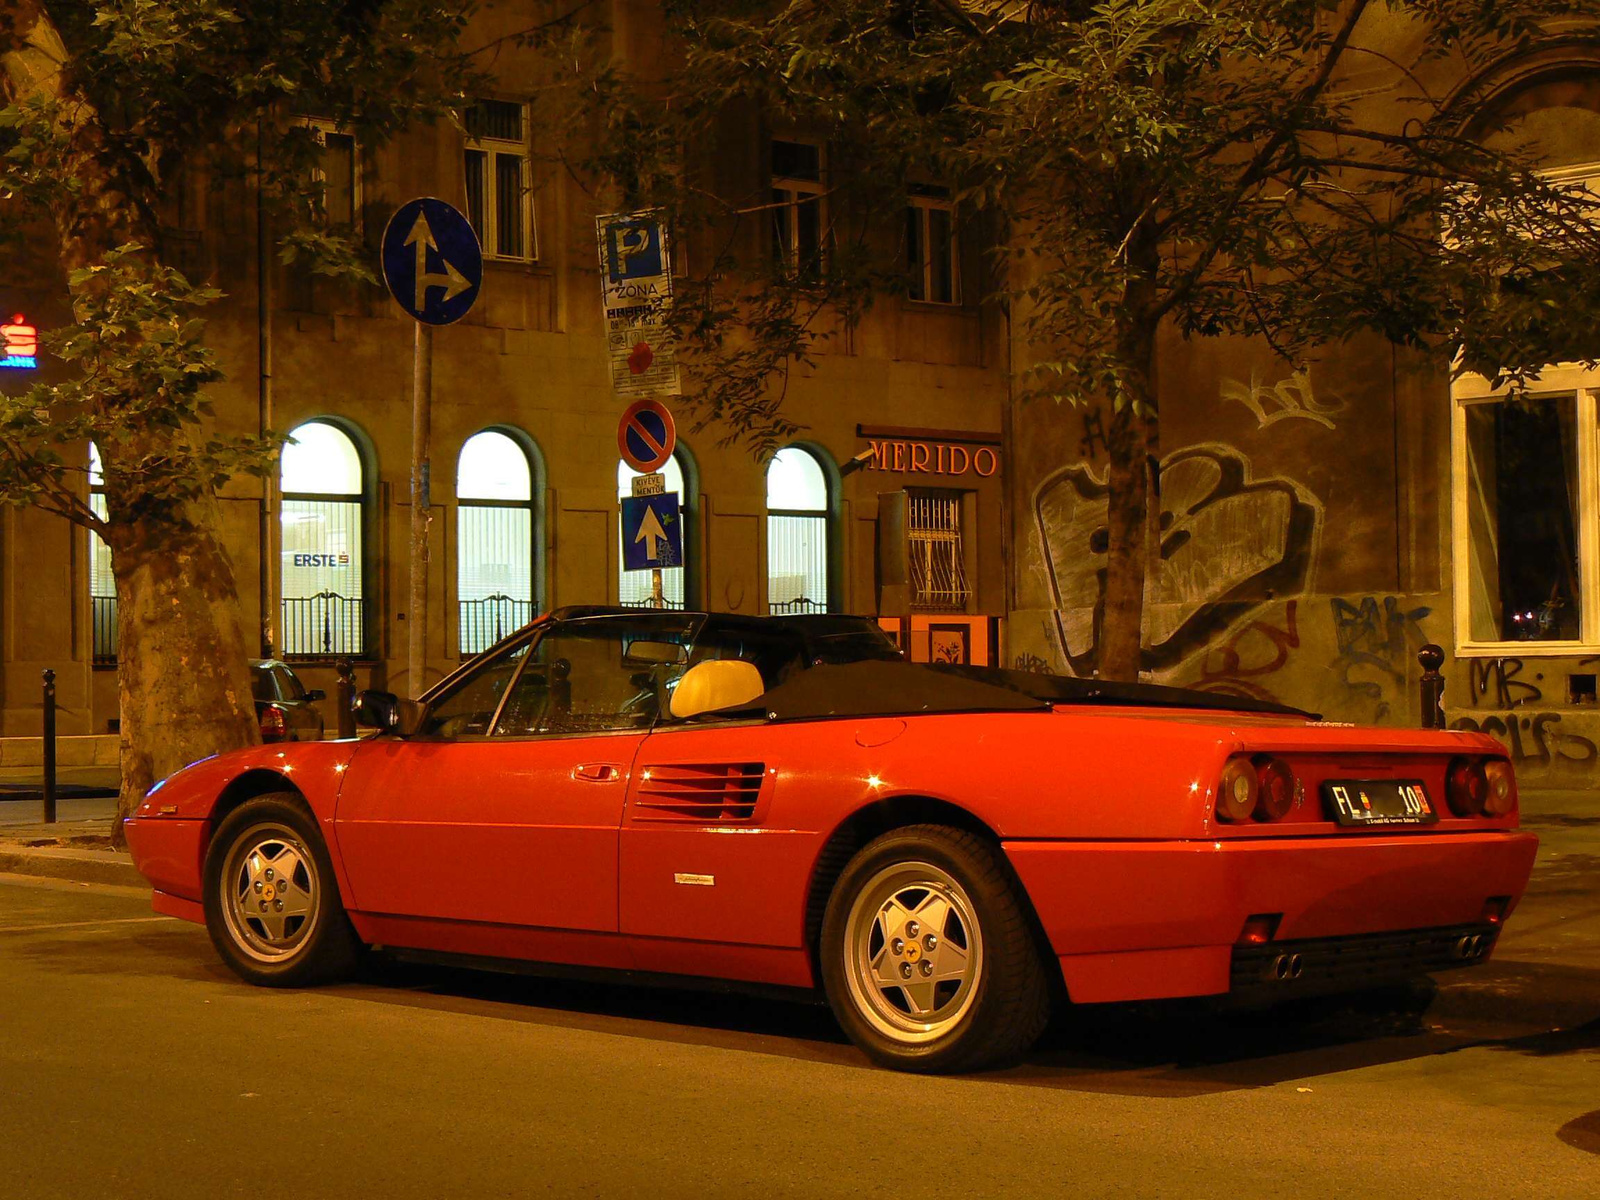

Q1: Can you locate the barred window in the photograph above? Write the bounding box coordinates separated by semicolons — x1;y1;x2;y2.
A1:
907;489;972;613
464;99;534;261
458;430;536;657
617;456;687;609
766;446;830;614
281;421;365;658
88;443;116;666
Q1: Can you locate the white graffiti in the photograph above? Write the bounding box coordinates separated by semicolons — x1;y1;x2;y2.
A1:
1221;369;1346;429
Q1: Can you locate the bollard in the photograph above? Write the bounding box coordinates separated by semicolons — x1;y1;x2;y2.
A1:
335;657;356;739
1418;643;1445;730
41;668;56;824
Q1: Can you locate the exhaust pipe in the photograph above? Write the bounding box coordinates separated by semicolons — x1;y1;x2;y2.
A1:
1270;953;1306;981
1454;934;1491;959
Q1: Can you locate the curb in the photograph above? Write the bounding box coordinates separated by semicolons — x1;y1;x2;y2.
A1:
0;843;144;888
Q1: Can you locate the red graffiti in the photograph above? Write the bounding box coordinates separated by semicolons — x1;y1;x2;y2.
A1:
1196;600;1300;703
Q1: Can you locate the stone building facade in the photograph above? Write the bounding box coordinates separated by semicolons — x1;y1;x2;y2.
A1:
0;2;1011;739
1003;22;1600;789
6;5;1600;798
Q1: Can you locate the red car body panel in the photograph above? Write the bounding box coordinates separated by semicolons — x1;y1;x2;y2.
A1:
124;696;1537;1005
1010;830;1538;1002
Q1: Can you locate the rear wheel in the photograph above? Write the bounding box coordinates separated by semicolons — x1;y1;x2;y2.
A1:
203;794;362;986
820;824;1052;1073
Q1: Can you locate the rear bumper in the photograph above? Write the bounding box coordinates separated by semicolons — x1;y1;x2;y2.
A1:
123;817;206;902
1004;830;1537;1004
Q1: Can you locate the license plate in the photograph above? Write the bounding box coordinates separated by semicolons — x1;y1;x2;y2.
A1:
1323;779;1439;827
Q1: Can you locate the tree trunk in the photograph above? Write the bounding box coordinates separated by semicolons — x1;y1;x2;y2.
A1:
105;467;259;836
5;5;259;846
1097;321;1160;682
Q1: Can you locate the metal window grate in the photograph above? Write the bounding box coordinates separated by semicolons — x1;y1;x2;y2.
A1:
457;503;534;656
89;493;117;664
281;496;364;657
767;512;828;614
907;492;971;612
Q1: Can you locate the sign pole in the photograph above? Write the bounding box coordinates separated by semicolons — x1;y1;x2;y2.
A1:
382;196;480;695
409;320;432;694
650;567;664;610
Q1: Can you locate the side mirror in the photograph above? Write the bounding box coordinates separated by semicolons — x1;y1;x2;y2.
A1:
304;689;326;702
355;690;425;736
353;689;398;730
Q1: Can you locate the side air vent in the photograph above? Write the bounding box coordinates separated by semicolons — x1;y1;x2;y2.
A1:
636;762;766;822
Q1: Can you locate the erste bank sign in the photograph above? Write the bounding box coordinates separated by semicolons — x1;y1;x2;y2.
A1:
1;314;38;369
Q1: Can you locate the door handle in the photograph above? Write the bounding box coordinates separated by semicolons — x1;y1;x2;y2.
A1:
573;763;622;782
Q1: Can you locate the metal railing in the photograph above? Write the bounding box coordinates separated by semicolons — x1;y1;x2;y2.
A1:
91;595;118;666
282;592;365;658
458;593;533;656
769;597;827;614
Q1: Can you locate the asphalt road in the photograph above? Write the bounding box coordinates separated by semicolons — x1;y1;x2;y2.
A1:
2;873;1598;1200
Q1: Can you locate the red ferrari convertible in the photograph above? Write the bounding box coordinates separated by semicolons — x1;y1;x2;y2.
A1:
126;606;1536;1072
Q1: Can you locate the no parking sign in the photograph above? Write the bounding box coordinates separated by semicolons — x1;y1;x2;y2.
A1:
617;397;677;474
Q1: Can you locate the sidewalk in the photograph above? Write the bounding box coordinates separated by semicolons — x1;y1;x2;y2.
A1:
0;803;135;887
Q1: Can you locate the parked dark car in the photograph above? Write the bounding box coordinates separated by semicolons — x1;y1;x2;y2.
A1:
249;659;325;743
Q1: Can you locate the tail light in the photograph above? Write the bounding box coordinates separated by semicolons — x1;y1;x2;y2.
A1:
1217;757;1258;822
1484;760;1517;816
1254;756;1296;822
1446;757;1489;816
259;703;288;743
1217;755;1298;823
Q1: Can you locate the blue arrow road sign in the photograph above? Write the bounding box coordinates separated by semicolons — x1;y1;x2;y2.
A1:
621;492;682;571
380;198;483;325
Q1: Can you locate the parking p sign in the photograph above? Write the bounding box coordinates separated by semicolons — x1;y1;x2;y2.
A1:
596;210;680;398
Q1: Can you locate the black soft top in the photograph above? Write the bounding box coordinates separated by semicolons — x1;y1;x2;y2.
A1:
539;607;1313;720
725;658;1312;722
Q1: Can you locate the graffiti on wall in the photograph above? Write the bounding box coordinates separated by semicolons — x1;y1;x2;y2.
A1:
1330;596;1433;722
1450;712;1598;767
1194;600;1301;704
1033;443;1322;677
1220;369;1348;430
1466;658;1544;708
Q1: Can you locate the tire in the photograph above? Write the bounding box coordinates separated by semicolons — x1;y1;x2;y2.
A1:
820;824;1052;1073
203;793;363;987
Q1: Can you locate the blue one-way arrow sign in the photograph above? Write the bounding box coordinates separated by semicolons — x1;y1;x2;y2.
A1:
621;492;682;571
381;198;482;325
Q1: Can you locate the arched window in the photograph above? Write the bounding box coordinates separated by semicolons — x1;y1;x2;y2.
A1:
617;454;687;609
87;443;117;665
280;420;365;657
766;446;831;613
457;430;537;655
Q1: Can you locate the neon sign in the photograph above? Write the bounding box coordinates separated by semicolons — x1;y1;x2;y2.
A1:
1;314;38;368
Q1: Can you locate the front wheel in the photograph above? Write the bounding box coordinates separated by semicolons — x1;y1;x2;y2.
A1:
203;794;362;987
820;825;1052;1073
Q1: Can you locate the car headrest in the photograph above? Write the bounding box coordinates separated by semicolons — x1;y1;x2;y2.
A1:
669;660;765;719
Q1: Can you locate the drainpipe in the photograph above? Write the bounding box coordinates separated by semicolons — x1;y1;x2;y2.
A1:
257;112;278;658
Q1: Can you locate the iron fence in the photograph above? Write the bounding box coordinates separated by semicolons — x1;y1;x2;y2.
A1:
459;594;534;656
282;592;365;658
769;597;827;614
